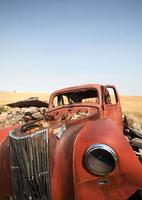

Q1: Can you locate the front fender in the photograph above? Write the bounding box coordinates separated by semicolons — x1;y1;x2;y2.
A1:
0;126;17;200
73;119;142;200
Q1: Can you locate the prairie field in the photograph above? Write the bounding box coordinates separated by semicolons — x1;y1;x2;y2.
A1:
120;96;142;127
0;92;142;127
0;91;50;104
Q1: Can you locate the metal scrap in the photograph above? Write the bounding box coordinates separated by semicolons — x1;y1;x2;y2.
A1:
7;97;48;108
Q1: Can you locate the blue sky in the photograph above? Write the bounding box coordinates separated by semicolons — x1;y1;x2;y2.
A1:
0;0;142;95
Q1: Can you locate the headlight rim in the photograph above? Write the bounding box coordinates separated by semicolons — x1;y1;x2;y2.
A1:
84;143;118;176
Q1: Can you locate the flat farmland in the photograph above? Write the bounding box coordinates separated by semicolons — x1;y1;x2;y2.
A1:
0;92;50;104
0;92;141;127
120;96;142;127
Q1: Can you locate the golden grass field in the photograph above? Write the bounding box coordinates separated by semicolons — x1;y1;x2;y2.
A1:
120;96;142;127
0;92;142;126
0;92;50;104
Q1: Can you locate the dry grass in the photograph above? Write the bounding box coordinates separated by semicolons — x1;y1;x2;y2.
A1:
0;92;141;126
0;91;50;105
120;96;142;127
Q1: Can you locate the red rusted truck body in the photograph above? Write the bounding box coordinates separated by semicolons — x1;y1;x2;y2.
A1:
0;84;142;200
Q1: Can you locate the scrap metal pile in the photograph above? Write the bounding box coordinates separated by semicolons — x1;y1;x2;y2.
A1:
123;115;142;161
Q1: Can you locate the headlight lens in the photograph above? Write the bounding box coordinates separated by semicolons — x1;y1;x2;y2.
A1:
84;144;117;176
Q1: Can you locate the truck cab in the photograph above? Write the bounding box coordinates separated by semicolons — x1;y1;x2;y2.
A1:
48;84;123;130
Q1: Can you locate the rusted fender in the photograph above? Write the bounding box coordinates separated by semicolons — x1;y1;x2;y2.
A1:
0;126;15;145
0;126;16;200
73;119;142;200
49;123;85;200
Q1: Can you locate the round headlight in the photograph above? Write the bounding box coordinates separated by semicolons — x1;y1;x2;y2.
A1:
84;144;117;176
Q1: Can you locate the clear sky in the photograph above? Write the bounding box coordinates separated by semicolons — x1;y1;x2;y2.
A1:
0;0;142;95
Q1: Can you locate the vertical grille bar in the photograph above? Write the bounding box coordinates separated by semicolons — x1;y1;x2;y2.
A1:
9;128;51;200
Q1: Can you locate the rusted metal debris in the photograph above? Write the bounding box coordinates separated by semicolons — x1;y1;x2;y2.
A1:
6;97;48;108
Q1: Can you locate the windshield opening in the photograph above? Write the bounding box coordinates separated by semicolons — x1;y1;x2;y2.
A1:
52;89;99;108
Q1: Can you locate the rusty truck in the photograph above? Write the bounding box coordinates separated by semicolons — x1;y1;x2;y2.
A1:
0;84;142;200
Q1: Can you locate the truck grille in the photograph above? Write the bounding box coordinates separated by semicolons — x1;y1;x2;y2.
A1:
9;128;51;200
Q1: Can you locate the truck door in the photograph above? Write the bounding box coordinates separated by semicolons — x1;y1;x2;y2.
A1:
102;85;123;130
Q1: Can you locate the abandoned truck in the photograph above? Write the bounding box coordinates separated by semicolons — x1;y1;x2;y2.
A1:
0;84;142;200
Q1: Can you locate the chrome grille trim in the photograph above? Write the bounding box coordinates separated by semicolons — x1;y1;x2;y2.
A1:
9;128;51;200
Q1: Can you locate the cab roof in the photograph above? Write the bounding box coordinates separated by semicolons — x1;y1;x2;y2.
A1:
51;84;102;96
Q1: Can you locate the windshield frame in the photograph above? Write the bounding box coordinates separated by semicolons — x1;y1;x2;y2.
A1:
49;88;100;110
